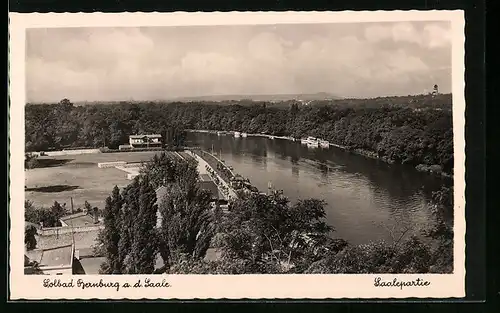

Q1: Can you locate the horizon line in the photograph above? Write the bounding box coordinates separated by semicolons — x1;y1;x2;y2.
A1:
26;91;452;104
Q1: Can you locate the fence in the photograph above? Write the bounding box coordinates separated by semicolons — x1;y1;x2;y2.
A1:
121;162;145;168
39;224;104;236
190;151;238;200
97;161;127;168
100;147;165;153
60;212;88;226
43;149;101;156
127;173;139;180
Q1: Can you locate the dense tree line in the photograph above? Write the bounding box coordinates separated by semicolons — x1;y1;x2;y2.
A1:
24;199;100;228
25;99;186;152
26;95;453;174
95;153;453;274
24;200;67;228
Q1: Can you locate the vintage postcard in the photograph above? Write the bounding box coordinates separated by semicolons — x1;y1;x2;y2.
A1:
9;11;465;299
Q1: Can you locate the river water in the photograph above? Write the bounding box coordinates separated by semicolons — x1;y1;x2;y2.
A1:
186;132;453;245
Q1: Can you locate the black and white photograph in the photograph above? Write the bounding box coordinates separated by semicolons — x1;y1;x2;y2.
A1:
9;11;466;299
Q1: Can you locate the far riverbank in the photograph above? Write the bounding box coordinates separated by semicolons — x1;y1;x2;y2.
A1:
185;129;452;178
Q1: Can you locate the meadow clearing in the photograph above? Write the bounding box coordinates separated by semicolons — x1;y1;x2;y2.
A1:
24;151;162;210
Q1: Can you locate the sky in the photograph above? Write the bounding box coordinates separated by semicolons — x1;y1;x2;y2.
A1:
26;21;452;102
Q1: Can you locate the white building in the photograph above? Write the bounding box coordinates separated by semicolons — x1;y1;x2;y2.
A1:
128;134;162;148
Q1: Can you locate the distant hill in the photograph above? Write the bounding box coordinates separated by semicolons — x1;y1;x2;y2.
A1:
170;92;342;102
41;92;452;109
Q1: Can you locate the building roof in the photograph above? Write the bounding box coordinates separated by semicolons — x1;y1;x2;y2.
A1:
60;212;97;227
26;244;74;269
24;255;31;266
197;181;224;200
155;253;165;270
40;244;74;268
25;221;41;230
129;134;162;139
155;186;168;206
199;174;212;182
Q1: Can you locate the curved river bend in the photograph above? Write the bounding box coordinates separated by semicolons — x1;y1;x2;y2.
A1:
187;132;453;245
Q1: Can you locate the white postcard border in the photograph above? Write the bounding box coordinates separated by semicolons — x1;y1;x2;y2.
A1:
8;10;466;300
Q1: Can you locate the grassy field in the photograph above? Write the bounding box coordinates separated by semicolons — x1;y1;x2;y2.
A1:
25;152;161;210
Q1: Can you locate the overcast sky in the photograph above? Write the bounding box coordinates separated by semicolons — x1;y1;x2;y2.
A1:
26;22;452;102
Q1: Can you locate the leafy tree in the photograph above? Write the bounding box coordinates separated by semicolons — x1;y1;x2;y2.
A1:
50;201;66;226
215;192;333;273
423;186;454;273
155;158;213;262
119;179;140;273
25;153;39;169
24;200;38;224
25;200;66;228
24;224;37;250
99;186;123;274
92;207;100;222
140;153;177;190
84;201;92;215
115;176;158;274
305;236;432;274
108;121;127;149
157;181;213;267
129;176;158;274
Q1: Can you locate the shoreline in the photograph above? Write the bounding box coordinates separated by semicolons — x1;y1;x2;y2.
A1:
185;129;453;179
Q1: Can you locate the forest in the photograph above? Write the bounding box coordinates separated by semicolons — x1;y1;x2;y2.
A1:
25;94;453;175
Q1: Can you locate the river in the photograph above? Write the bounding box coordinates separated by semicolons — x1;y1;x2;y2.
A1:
186;132;453;245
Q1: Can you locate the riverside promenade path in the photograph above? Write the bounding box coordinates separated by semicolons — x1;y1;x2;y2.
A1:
191;150;233;185
188;150;238;200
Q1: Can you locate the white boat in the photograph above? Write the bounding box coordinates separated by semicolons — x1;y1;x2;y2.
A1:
319;140;330;148
301;136;318;145
241;132;248;137
234;131;241;138
307;141;319;148
269;136;275;140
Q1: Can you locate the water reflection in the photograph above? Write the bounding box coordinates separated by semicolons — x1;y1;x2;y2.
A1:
187;133;452;245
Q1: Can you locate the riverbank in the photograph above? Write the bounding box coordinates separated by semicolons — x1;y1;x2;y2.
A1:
185;129;453;179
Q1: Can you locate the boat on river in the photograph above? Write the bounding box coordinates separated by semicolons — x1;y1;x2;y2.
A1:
234;131;241;138
301;136;319;146
319;140;330;148
307;141;319;148
241;132;248;137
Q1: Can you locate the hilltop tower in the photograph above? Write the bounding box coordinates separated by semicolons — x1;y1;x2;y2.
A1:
432;84;439;96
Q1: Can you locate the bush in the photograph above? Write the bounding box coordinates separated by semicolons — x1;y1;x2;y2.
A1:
24;200;65;228
25;153;39;169
305;236;434;274
24;224;37;250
